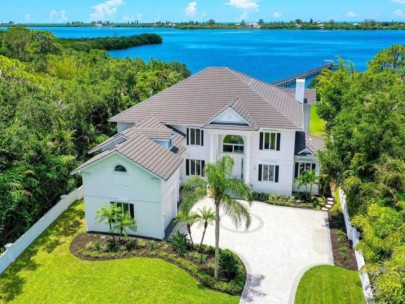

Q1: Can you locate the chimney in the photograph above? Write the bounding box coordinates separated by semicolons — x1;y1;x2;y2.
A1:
295;78;305;104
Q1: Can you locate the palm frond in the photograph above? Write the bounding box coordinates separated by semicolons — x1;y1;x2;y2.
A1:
225;178;253;203
181;176;207;213
221;194;251;229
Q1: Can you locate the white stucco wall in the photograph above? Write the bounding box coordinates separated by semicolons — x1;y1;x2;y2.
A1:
292;155;321;194
81;153;166;239
172;125;298;196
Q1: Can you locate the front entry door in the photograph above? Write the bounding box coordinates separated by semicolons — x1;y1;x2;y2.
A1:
231;156;244;180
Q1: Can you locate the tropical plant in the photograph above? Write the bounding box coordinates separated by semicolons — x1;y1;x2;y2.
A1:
219;250;240;280
295;171;319;201
174;211;198;247
96;204;121;242
112;210;137;241
182;155;252;279
196;207;216;250
170;231;189;257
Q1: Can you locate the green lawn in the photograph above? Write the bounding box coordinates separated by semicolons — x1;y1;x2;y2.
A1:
310;105;326;137
0;201;239;304
295;265;364;304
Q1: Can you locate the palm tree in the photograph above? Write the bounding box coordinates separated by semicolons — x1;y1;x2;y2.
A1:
182;155;252;279
96;204;121;243
174;211;198;247
113;211;137;241
196;207;216;250
296;171;319;201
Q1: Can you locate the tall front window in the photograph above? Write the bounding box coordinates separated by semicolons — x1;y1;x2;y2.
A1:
186;159;205;176
187;128;204;146
259;132;281;151
223;135;244;153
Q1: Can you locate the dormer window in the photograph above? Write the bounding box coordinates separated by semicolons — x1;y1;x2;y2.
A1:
114;165;127;173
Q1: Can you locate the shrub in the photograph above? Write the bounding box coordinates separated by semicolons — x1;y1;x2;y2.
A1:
198;253;206;264
188;251;199;261
336;230;346;243
170;231;189;257
126;239;138;251
219;250;239;280
150;240;157;250
339;246;349;260
106;239;119;252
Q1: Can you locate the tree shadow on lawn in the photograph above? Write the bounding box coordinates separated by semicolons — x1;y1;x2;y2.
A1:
0;201;84;302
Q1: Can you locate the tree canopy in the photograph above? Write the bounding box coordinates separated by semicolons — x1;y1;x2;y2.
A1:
0;27;190;247
316;45;404;303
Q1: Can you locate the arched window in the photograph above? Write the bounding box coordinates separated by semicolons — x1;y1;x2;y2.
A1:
114;165;127;173
223;135;244;153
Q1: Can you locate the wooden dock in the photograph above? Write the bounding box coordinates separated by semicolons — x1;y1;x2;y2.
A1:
272;62;334;87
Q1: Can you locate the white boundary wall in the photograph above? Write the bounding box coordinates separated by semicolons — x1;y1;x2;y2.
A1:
339;189;374;303
0;187;83;274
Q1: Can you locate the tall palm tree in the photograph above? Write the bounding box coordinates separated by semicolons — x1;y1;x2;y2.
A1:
196;207;216;250
182;155;252;279
174;211;198;247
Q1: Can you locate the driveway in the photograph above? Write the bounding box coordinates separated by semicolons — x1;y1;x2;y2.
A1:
180;198;334;304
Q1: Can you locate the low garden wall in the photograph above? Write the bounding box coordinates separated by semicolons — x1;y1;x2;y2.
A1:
339;189;374;304
0;187;84;274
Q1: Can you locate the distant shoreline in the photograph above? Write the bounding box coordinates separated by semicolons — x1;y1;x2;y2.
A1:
1;22;405;31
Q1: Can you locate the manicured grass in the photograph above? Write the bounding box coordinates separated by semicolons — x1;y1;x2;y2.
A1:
310;105;326;137
295;265;364;304
0;201;239;304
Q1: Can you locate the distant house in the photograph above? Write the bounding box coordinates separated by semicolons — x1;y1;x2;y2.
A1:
72;67;324;239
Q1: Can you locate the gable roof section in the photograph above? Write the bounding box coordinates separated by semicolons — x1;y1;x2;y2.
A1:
109;67;304;130
294;131;325;155
72;117;185;180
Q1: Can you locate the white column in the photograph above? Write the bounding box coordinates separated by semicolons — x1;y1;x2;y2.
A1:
210;133;215;163
244;135;251;185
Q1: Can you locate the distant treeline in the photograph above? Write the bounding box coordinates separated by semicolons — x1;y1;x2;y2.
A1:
2;19;405;30
59;33;162;52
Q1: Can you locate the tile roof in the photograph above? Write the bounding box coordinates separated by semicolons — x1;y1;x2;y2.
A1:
109;67;305;130
294;131;325;155
280;88;317;105
72;117;185;180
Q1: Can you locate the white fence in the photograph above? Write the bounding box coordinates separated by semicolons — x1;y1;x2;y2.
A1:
0;186;83;274
339;189;374;303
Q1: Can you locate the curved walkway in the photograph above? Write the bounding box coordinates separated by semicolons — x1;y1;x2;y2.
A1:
185;198;334;304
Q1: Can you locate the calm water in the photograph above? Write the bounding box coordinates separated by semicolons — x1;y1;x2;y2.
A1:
21;27;405;82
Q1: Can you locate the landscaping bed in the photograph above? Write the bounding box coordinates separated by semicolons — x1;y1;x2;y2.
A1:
328;212;358;270
70;232;246;296
252;193;325;210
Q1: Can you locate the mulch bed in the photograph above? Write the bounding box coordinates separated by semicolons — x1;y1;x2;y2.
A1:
70;232;246;295
328;212;358;271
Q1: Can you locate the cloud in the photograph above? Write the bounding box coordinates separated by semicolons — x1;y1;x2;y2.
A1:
49;10;68;22
185;2;197;17
24;14;31;22
391;0;405;3
346;11;357;18
226;0;259;10
90;0;123;20
394;8;404;17
273;11;282;19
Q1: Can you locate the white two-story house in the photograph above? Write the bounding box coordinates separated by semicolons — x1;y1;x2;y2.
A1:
72;67;324;239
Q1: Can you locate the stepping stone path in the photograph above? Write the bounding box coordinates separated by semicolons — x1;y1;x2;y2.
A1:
322;197;335;211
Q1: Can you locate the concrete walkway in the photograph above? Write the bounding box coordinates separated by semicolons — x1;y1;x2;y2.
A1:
180;198;334;304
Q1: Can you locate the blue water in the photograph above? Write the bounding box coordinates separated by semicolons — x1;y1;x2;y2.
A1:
14;27;405;82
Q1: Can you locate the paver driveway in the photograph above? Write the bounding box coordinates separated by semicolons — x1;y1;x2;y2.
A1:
185;198;334;304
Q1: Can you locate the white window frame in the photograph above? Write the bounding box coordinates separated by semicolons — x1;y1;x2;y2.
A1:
295;161;316;178
110;202;135;219
261;164;276;182
186;159;204;176
261;132;278;150
187;128;202;146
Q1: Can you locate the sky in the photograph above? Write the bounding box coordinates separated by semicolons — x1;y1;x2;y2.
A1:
1;0;405;24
